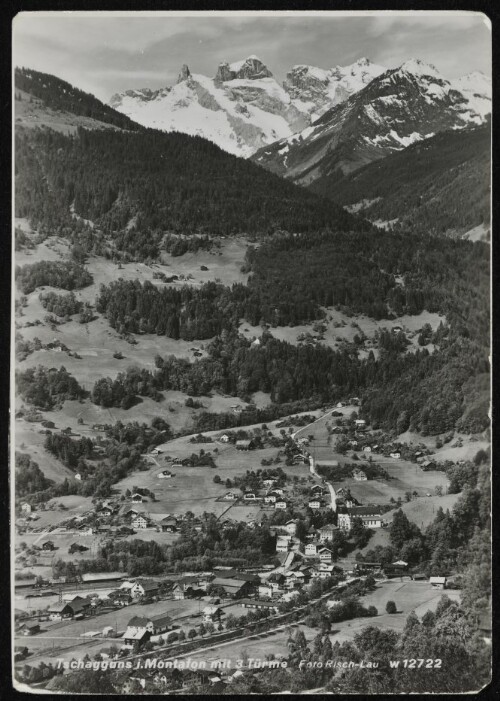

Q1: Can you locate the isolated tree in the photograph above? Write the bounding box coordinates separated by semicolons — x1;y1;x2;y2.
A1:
385;600;397;614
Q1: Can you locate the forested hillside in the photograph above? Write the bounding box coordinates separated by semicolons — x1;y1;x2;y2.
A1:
15;67;142;132
15;126;367;241
310;124;490;236
91;228;489;434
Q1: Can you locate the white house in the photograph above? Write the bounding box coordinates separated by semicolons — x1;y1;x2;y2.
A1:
243;492;256;501
305;543;319;557
219;434;230;443
275;500;287;510
355;419;366;427
389;452;401;459
352;469;367;481
132;515;149;530
263;479;277;488
318;524;337;542
308;499;323;509
157;470;172;479
20;503;32;514
224;492;238;500
130;579;159;599
284;520;297;535
74;473;82;481
363;446;372;453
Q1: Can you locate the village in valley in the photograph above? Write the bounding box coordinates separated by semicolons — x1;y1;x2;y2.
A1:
14;393;483;692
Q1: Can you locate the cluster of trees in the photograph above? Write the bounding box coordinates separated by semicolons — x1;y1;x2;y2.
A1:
104;418;173;448
44;433;94;470
15;67;141;131
316;461;389;481
38;291;83;317
15;453;52;497
96;279;236;339
16;366;87;409
15;227;33;251
163;234;215;257
15;261;93;294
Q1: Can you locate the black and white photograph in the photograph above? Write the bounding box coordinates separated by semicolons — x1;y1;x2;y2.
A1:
11;10;491;694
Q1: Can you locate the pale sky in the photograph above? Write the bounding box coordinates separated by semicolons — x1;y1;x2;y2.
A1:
13;11;492;102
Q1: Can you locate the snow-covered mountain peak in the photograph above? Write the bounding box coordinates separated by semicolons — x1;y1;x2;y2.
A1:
398;58;443;80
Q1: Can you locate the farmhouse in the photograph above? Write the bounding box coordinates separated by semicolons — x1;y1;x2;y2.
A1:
20;503;32;514
20;623;41;636
127;613;172;636
42;540;55;551
318;547;333;563
202;605;223;623
263;479;277;488
157;470;172;479
210;577;254;599
132;515;149;529
305;543;319;557
311;485;325;496
131;493;144;503
430;576;447;590
219;434;230;443
389;452;401;459
352;469;367;481
130;579;159;599
312;564;336;579
275;500;287;510
223;492;238;500
122;625;150;647
236;439;252;451
160;517;178;533
47;603;74;621
173;576;201;600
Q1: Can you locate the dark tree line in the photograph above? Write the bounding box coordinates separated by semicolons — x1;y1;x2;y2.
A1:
15;126;366;241
15;261;93;295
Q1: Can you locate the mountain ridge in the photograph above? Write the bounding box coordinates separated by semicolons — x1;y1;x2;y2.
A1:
108;55;388;156
251;59;491;186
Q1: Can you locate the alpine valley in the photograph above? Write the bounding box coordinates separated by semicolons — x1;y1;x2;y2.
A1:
13;46;491;698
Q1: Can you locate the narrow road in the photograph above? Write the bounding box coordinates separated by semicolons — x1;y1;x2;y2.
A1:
293;408;339;512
